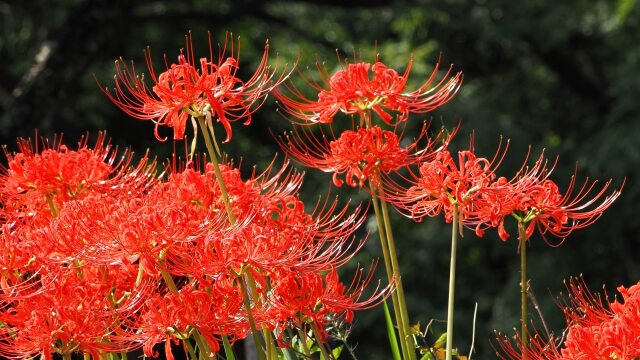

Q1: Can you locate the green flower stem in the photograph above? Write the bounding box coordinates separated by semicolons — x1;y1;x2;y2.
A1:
379;198;415;360
445;204;458;360
310;322;332;360
368;186;411;360
193;331;211;360
197;116;236;225
158;257;211;359
84;353;91;360
198;117;268;359
62;352;72;360
297;328;312;358
45;193;59;217
246;274;278;360
518;222;528;360
239;275;267;360
185;337;199;360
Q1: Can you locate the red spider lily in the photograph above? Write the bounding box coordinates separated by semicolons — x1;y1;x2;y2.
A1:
384;137;508;225
267;265;391;341
275;122;449;188
472;151;623;243
0;265;147;360
495;277;640;360
0;133;155;220
0;133;156;294
133;277;249;360
274;55;462;125
102;32;287;142
161;160;367;281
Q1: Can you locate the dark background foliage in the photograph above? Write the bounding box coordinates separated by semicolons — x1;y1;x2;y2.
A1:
1;0;638;358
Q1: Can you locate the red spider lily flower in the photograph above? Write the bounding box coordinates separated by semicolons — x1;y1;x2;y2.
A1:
134;278;248;360
275;123;449;188
0;265;146;360
161;160;367;281
0;133;156;220
102;32;287;142
267;265;391;341
275;55;462;125
472;151;623;243
495;277;640;360
384;137;508;225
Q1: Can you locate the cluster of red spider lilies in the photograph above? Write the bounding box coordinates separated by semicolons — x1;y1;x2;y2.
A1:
0;31;631;360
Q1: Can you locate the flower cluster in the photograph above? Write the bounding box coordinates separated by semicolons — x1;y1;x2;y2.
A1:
495;277;640;360
0;135;387;360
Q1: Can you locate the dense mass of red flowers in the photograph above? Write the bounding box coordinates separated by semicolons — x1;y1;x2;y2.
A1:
0;134;388;360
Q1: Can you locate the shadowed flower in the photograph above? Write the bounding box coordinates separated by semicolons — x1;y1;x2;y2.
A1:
268;266;391;341
102;32;286;142
275;56;462;125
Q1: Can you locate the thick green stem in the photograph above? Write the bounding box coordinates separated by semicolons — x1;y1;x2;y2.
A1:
379;197;415;360
239;275;267;360
297;328;312;358
368;187;411;360
369;176;416;360
185;338;199;360
192;330;211;360
445;204;458;360
197;117;236;225
310;322;332;360
518;223;528;359
246;275;277;360
45;193;59;217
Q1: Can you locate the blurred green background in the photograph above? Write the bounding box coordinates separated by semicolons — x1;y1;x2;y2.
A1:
1;0;638;358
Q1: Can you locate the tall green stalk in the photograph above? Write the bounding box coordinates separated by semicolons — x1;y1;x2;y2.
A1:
368;188;411;360
197;117;236;224
197;115;277;359
518;222;528;359
369;177;416;360
445;204;458;360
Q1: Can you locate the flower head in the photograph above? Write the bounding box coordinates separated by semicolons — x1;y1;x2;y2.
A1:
276;123;449;188
384;136;507;224
472;152;623;243
102;32;286;142
275;55;462;125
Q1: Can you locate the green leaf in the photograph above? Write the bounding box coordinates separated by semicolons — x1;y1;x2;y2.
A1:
279;347;298;360
432;332;447;349
383;300;402;360
420;353;436;360
331;345;344;359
